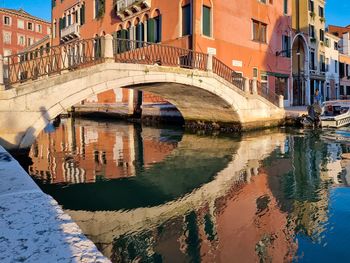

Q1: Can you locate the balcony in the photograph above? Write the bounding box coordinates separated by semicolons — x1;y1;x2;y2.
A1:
115;0;151;20
61;23;80;42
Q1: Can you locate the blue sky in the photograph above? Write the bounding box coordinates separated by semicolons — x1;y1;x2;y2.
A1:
0;0;349;27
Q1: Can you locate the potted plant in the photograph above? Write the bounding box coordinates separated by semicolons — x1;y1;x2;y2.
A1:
310;12;316;19
320;17;326;23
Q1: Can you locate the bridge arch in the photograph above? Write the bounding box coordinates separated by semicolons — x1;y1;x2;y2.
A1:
21;65;243;148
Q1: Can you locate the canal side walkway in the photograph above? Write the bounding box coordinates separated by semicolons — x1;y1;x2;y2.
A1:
0;146;110;263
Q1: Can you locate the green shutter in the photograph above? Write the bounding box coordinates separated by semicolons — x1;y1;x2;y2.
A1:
147;18;156;43
182;5;191;36
155;15;162;43
203;6;211;37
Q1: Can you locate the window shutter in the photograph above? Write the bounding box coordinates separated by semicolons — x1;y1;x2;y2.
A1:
156;15;162;42
203;6;211;37
147;18;156;43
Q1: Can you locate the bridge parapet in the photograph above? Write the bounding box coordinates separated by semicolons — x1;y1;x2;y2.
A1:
1;34;283;108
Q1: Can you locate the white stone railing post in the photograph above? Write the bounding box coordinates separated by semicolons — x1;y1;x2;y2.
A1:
206;53;213;72
279;95;284;108
244;78;250;94
103;34;114;61
0;55;5;91
252;78;258;94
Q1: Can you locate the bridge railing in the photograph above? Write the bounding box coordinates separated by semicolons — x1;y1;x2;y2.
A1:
113;38;208;71
256;80;280;106
3;37;103;86
212;57;245;91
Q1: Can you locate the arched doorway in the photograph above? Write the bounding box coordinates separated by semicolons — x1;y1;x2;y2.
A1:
292;33;309;106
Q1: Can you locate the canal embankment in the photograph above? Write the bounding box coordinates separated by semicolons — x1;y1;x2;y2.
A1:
70;103;305;132
0;145;110;263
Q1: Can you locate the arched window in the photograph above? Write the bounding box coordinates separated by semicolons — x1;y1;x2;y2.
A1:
202;0;213;37
148;9;162;43
134;17;144;47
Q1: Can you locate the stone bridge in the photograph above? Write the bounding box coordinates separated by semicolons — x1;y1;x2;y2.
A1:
0;35;285;149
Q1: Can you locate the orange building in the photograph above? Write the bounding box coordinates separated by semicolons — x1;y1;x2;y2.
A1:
0;8;51;56
51;0;292;107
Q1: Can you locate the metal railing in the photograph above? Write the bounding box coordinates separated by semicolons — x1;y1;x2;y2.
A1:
212;57;245;91
113;38;208;71
257;80;280;106
3;37;103;86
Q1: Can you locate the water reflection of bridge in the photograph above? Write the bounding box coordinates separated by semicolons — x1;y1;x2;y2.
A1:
62;131;287;259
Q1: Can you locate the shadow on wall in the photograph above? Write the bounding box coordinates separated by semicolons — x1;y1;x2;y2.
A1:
261;15;292;105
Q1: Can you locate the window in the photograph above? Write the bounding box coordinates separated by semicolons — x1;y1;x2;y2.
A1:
147;15;162;43
27;37;34;46
3;16;11;26
18;35;25;46
17;19;24;29
261;73;268;93
253;68;258;78
325;37;329;47
309;0;314;12
325;57;329;72
282;35;291;57
182;4;191;36
36;24;42;33
95;0;105;19
310;51;315;70
28;22;33;30
309;25;315;38
334;42;338;50
319;29;324;42
47;27;51;34
319;6;324;17
320;53;325;72
52;0;56;8
335;60;338;73
80;4;85;25
259;0;267;3
3;32;11;44
340;85;345;95
283;0;288;15
202;6;211;37
252;20;267;43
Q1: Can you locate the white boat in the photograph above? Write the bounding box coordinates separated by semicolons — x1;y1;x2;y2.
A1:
320;100;350;128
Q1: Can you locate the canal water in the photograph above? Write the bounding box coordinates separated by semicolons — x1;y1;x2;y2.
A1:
15;117;350;262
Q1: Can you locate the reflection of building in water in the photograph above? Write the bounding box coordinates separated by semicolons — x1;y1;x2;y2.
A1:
64;132;297;262
269;132;338;243
28;119;177;184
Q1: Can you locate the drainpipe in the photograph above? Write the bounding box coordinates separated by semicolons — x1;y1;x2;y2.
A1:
191;0;196;50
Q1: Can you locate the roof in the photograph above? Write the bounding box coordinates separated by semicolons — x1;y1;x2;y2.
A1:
0;8;50;24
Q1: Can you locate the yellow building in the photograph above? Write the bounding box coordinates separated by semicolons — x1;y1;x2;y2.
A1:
292;0;326;105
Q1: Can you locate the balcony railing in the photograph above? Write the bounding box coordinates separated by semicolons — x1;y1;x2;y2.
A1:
115;0;151;20
61;23;80;41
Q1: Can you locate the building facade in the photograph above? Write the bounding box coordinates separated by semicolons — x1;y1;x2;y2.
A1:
52;0;292;107
0;8;51;56
324;32;340;100
328;25;350;99
291;0;326;105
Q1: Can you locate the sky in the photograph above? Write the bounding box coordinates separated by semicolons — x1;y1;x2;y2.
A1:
0;0;349;27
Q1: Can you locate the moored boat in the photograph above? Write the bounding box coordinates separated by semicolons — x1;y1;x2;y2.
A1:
320;100;350;128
